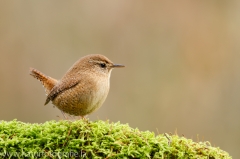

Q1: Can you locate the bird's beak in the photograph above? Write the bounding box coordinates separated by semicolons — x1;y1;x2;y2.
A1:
112;64;125;68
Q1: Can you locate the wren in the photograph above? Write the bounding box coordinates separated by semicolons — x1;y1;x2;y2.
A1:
30;54;124;118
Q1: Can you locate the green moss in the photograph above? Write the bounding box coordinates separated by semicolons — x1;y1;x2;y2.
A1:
0;119;231;159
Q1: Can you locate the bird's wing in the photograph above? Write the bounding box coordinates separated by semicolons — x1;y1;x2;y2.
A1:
44;79;79;105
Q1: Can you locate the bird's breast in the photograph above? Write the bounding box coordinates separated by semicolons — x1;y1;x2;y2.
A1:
89;75;110;110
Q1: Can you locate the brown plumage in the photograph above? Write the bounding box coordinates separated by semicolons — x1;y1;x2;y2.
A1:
30;54;124;118
29;68;58;95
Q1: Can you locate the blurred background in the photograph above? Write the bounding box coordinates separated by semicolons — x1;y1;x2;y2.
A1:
0;0;239;157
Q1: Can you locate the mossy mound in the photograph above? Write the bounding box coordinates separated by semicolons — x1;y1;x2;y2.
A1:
0;120;231;159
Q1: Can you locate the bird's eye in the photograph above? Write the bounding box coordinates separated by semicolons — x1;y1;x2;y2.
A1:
100;63;106;68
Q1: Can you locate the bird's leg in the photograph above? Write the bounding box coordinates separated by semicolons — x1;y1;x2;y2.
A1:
79;116;87;120
61;111;68;120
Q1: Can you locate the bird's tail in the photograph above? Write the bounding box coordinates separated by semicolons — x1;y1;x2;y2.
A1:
30;68;58;95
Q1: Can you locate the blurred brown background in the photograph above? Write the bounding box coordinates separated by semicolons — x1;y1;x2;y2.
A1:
0;1;239;158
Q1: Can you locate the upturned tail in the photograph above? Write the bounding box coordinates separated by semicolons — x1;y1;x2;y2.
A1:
29;68;58;95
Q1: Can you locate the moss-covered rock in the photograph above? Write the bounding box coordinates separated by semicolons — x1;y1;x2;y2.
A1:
0;120;231;159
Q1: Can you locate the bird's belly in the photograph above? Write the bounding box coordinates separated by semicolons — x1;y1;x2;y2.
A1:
52;79;109;116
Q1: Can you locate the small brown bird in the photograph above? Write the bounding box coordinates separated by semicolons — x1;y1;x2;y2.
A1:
30;54;124;118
